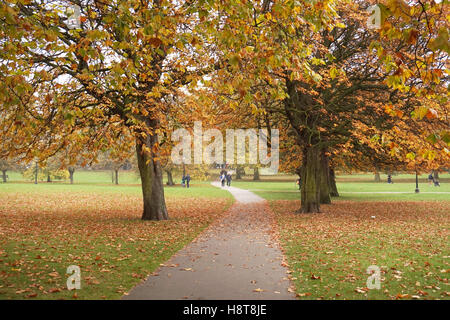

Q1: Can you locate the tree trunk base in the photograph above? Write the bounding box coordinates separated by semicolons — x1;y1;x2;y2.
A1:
300;145;321;213
136;137;168;221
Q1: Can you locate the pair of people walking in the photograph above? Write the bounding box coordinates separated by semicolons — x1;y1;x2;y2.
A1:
428;173;440;187
181;174;191;188
220;171;232;187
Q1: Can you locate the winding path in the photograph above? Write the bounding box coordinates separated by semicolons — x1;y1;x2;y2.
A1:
122;182;295;300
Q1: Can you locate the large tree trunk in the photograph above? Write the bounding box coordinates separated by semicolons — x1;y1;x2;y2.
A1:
114;169;119;185
235;166;244;180
1;170;6;183
68;168;75;184
329;168;339;197
319;151;331;204
253;167;260;181
47;173;51;183
300;146;321;213
374;168;381;182
136;137;168;221
166;169;174;186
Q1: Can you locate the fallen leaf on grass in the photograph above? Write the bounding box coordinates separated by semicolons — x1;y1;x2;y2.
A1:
297;292;311;297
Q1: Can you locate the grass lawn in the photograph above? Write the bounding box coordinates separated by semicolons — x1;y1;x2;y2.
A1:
233;173;449;299
0;182;233;300
232;173;450;201
271;200;449;300
1;170;448;300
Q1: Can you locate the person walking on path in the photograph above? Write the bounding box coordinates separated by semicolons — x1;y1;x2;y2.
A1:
387;174;393;184
185;173;191;188
226;172;232;186
220;173;226;187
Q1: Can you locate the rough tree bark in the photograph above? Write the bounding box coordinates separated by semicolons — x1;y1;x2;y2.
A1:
34;162;38;184
374;167;381;182
166;169;174;186
319;151;331;204
329;168;339;197
253;167;260;181
300;146;321;213
136;134;168;221
235;166;245;180
68;167;75;184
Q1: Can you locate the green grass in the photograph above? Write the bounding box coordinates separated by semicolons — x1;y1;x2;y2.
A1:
272;200;450;300
231;173;450;201
0;181;233;199
0;180;232;300
1;170;448;300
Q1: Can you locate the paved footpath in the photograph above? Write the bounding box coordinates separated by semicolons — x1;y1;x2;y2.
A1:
122;182;295;300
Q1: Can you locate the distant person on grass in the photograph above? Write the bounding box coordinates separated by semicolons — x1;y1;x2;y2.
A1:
387;174;393;184
428;173;434;185
226;173;232;186
433;177;440;187
181;175;186;187
185;173;191;188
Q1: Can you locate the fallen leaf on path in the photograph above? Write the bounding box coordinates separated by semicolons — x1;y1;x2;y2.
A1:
181;268;193;271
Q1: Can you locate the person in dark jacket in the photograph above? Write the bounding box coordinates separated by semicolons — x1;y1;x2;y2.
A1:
220;173;226;187
387;174;393;184
428;173;434;185
226;173;232;186
185;173;191;188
